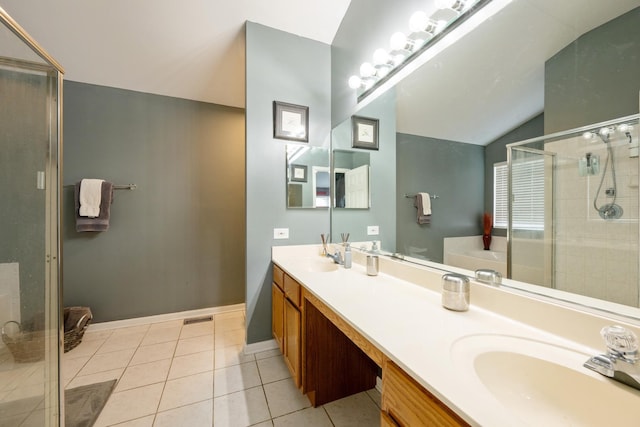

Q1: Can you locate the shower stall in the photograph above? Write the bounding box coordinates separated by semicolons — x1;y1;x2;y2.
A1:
0;8;63;426
507;114;640;308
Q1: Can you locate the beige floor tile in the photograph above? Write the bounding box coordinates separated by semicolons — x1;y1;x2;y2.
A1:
130;341;176;366
215;316;245;333
140;326;181;346
263;378;311;418
366;387;381;409
153;399;213;427
272;407;332;427
214;345;255;369
82;329;113;342
66;368;124;389
323;391;380;427
179;322;214;339
61;356;90;383
110;325;151;337
214;311;244;322
257;355;290;384
110;415;154;427
250;422;274;427
213;386;270;427
174;335;214;357
214;329;245;349
158;371;213;411
148;320;183;330
214;362;262;397
167;350;213;380
115;358;171;392
93;383;163;427
64;338;105;359
97;332;145;354
255;349;281;360
78;348;135;376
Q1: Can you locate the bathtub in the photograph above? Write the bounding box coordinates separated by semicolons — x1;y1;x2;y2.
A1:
444;249;508;276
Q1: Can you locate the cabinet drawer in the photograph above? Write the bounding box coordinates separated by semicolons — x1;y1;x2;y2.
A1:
273;264;285;291
284;274;301;308
382;360;468;427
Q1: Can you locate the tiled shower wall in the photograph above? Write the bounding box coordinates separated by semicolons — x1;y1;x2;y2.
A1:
548;130;639;306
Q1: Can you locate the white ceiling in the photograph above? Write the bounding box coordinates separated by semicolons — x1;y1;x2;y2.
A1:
0;0;352;108
396;0;640;145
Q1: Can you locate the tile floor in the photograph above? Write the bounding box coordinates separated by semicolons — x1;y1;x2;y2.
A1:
62;310;381;426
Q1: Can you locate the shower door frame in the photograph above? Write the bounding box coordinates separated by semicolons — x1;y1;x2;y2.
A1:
0;7;64;426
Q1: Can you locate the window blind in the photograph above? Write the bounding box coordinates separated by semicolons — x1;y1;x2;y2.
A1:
494;159;545;230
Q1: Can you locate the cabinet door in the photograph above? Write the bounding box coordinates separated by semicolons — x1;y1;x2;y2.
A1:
272;283;284;353
382;360;468;427
284;298;301;387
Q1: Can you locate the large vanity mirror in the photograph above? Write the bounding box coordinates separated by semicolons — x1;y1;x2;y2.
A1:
331;0;640;316
286;144;330;209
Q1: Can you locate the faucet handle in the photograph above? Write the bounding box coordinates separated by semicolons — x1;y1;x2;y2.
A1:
601;325;638;357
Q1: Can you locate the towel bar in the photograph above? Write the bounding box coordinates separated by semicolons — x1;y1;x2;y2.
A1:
404;193;439;199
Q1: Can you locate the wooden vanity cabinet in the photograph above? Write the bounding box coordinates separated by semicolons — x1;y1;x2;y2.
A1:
272;265;285;352
381;359;469;427
271;263;302;388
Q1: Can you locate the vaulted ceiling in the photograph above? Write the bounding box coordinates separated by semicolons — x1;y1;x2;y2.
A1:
0;0;352;108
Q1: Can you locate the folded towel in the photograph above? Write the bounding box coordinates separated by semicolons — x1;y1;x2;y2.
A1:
79;179;104;217
75;181;114;232
419;192;432;215
414;193;432;225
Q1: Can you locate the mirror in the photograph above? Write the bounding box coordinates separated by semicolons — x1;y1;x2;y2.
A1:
286;144;330;209
332;150;371;209
331;0;640;313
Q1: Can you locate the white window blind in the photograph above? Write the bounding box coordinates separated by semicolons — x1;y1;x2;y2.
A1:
493;163;508;228
493;159;545;230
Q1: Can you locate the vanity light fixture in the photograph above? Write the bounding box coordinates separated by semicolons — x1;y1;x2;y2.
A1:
348;0;505;104
435;0;469;13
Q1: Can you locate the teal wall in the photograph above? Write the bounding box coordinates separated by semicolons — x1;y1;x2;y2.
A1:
245;23;331;344
63;81;246;322
396;134;484;262
544;7;640;133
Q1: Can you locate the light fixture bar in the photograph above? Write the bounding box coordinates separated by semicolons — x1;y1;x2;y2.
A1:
354;0;499;104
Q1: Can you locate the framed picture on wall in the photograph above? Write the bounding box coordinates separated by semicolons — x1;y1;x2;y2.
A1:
351;115;379;150
290;164;308;182
274;101;309;142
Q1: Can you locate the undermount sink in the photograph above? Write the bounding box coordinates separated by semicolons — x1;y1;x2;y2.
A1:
303;258;339;273
450;334;640;426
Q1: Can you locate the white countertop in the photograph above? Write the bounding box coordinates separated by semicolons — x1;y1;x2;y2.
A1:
272;244;640;426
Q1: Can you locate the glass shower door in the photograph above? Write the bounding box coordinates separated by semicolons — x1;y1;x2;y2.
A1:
0;8;63;427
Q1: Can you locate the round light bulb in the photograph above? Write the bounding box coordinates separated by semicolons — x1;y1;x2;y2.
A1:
618;123;633;133
360;62;375;78
392;54;405;66
373;48;389;66
409;11;429;33
435;0;455;9
599;127;613;136
582;131;595;140
348;75;362;89
377;67;390;78
390;32;408;51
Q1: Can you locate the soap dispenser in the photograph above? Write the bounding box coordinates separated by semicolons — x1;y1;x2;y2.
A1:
344;243;352;269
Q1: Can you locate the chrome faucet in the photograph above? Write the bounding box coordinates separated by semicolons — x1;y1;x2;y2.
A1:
326;250;343;265
584;325;640;391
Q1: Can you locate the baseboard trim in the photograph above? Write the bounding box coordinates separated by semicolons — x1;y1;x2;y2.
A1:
87;303;245;331
244;339;278;355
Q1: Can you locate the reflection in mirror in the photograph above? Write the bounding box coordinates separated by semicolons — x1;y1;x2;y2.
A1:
331;0;640;315
286;144;330;209
332;150;370;209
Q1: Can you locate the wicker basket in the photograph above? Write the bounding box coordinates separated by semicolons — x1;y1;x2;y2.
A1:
1;321;45;363
64;306;92;352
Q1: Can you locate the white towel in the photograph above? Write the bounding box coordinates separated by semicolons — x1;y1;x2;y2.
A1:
419;192;432;215
79;179;104;217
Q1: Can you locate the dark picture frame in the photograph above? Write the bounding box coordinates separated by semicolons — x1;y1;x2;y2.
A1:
274;101;309;142
290;164;308;183
351;115;379;150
